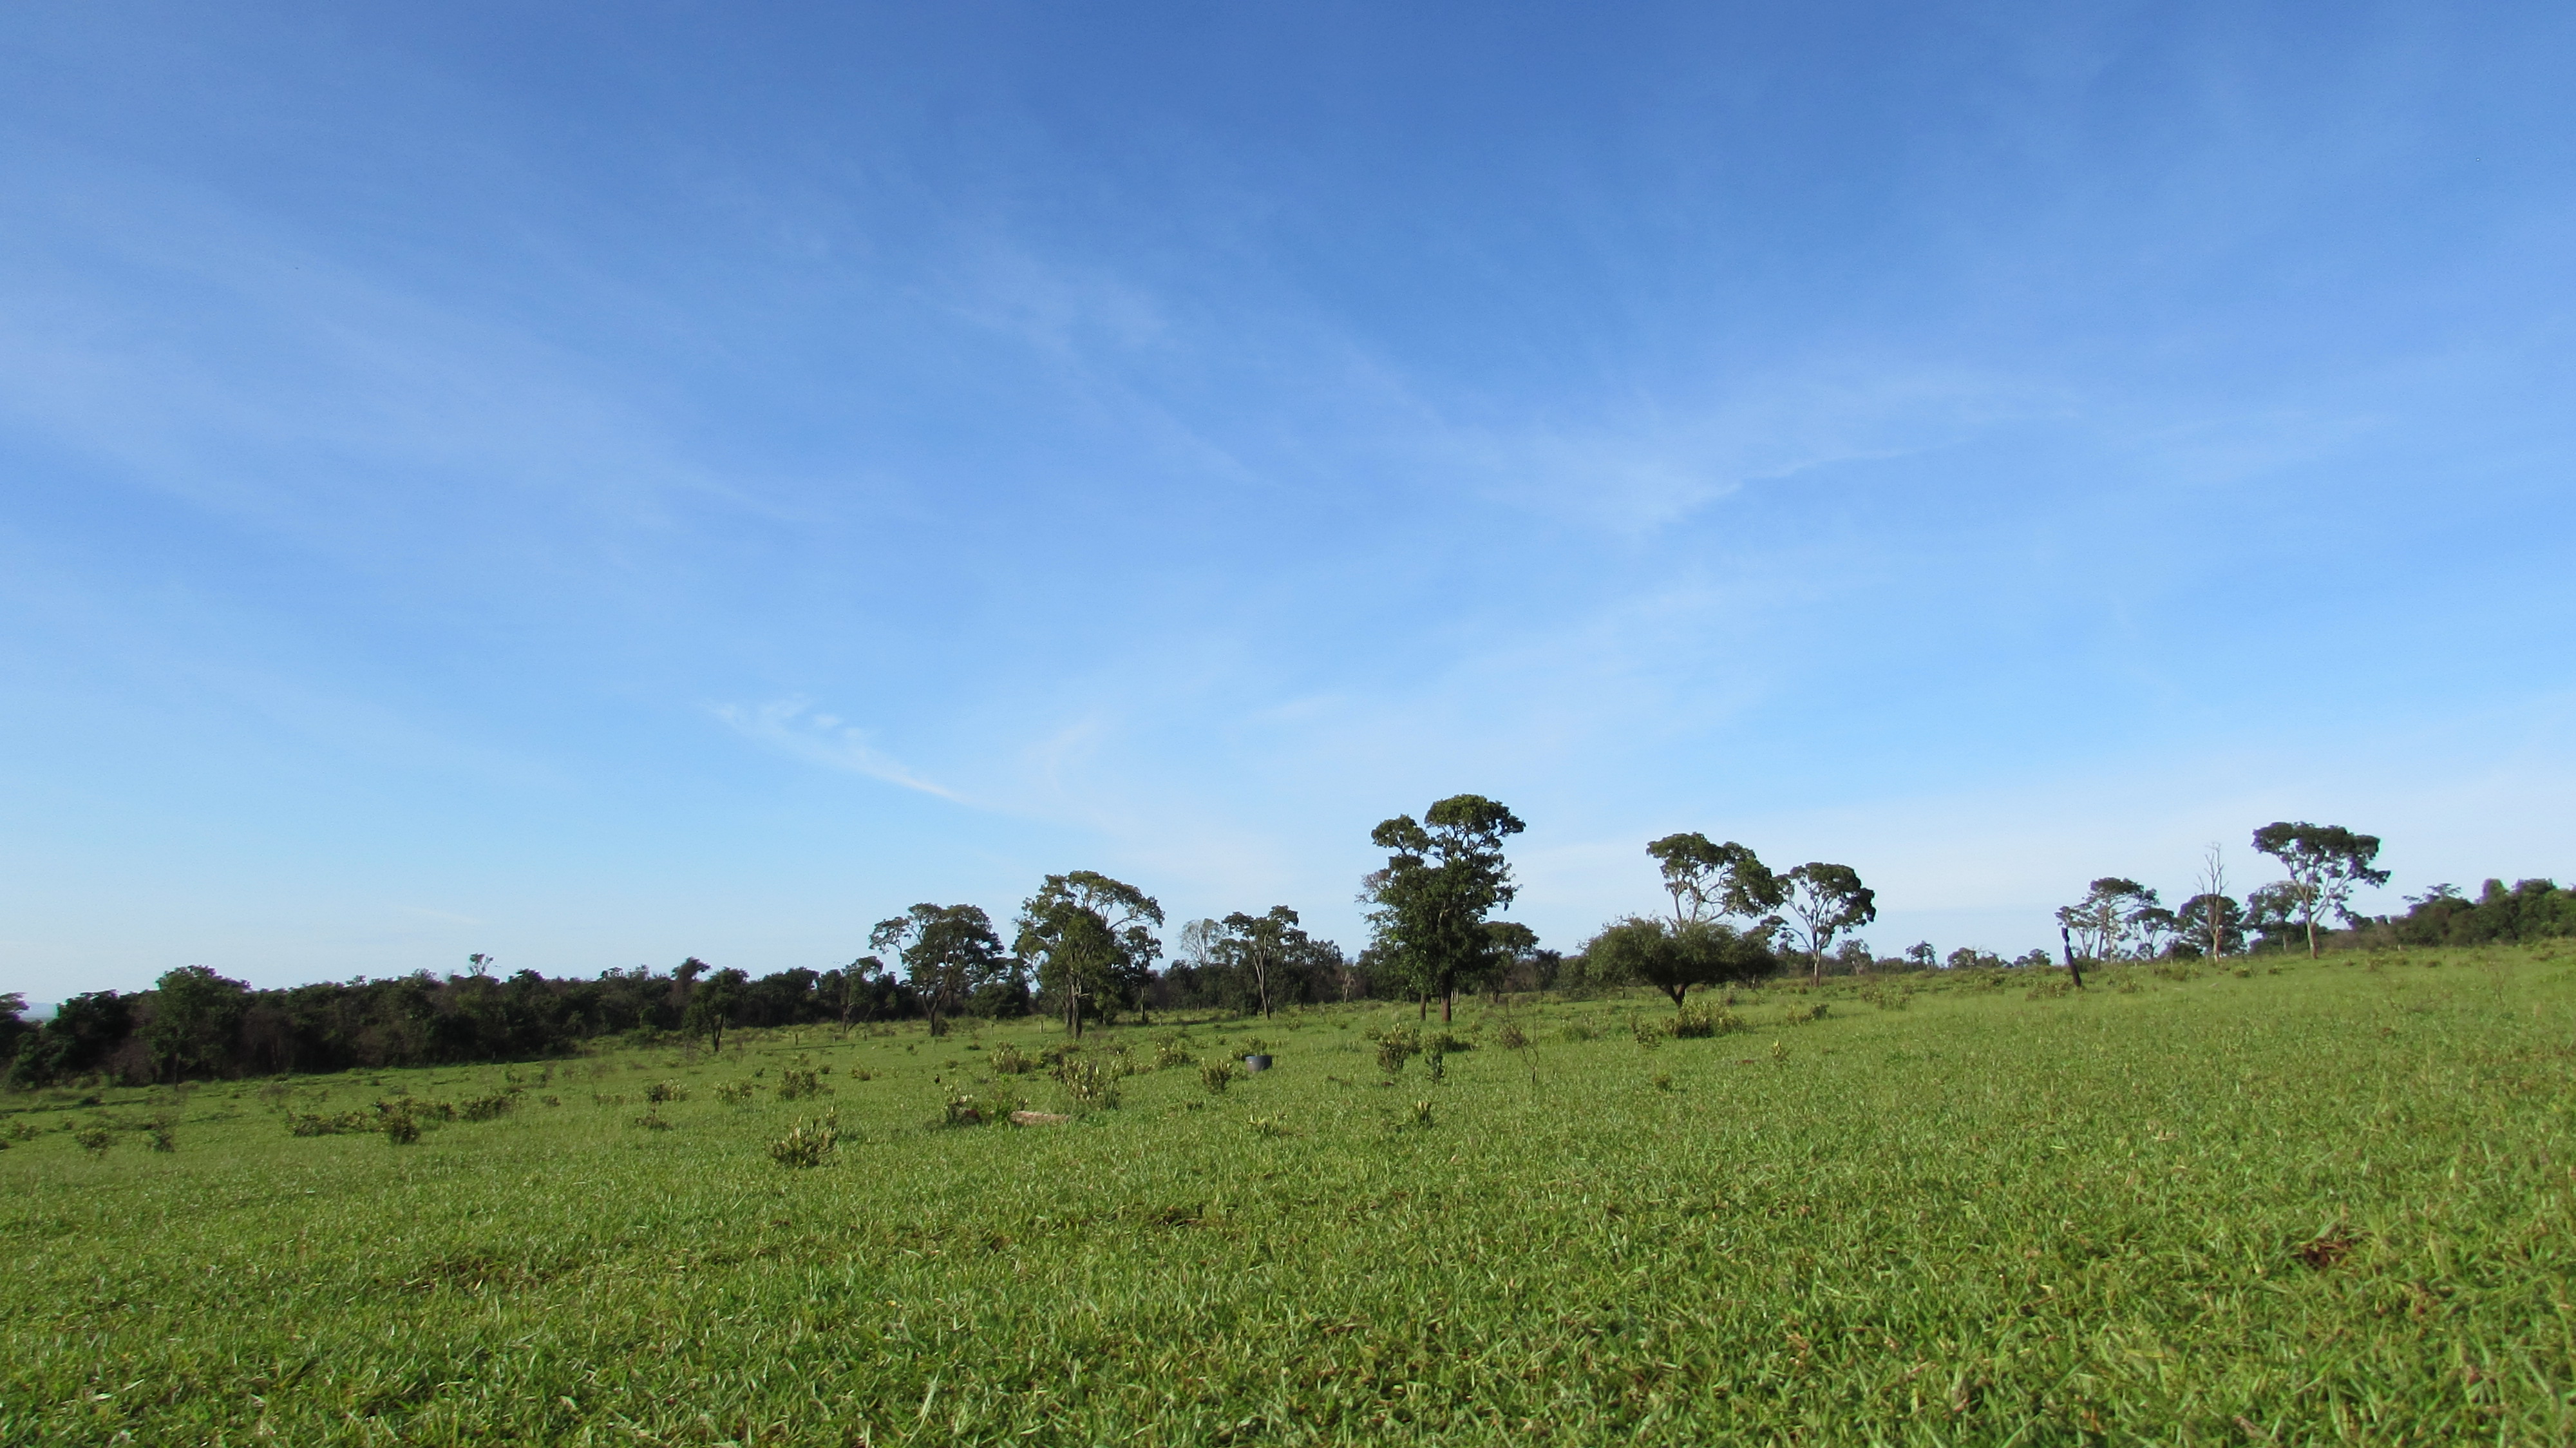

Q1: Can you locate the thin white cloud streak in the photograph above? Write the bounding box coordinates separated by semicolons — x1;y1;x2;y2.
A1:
714;698;959;801
1410;365;2072;536
914;204;2074;544
0;151;772;571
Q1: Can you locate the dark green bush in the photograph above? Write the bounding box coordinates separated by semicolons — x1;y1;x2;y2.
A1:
458;1092;516;1122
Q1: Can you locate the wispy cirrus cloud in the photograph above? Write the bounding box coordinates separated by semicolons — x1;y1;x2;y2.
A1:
713;698;959;801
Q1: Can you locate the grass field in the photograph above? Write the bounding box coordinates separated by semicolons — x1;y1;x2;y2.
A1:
3;946;2572;1445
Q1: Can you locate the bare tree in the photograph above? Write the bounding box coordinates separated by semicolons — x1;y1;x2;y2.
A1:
2195;845;2229;960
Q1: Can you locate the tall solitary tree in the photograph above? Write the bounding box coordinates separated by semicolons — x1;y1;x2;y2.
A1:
828;955;886;1031
1483;920;1544;1001
682;966;749;1053
2251;822;2391;958
2056;878;2161;960
1217;906;1310;1020
1644;834;1786;931
2191;844;2233;960
0;992;26;1074
1363;794;1526;1023
871;903;1008;1036
1016;872;1164;1036
2174;893;2244;958
1778;862;1877;984
144;966;251;1082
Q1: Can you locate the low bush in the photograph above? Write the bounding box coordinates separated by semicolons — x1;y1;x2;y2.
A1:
1369;1027;1423;1075
942;1090;1018;1127
1056;1057;1120;1110
775;1068;828;1101
989;1043;1034;1076
768;1112;840;1168
286;1111;367;1137
1668;1004;1742;1038
643;1081;687;1104
458;1092;516;1122
1201;1059;1241;1094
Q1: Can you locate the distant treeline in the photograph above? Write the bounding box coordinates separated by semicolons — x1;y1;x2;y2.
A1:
2385;877;2576;948
0;935;1379;1088
8;792;2568;1089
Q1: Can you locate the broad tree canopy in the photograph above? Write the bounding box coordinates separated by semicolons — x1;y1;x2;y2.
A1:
1584;917;1779;1007
2252;822;2391;958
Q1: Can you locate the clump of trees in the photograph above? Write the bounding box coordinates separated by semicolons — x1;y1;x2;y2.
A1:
2041;823;2400;965
1579;834;1785;1005
1569;834;1875;1004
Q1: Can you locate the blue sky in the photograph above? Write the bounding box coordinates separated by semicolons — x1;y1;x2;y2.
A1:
5;1;2572;1000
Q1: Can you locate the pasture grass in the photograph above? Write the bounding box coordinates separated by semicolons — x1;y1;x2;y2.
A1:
3;945;2573;1444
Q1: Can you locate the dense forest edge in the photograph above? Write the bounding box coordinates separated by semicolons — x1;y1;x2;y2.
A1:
5;800;2570;1089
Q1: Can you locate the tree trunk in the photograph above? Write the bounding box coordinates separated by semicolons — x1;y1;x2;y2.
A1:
1441;991;1453;1024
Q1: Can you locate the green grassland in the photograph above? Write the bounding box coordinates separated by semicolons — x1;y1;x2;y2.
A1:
4;947;2573;1445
